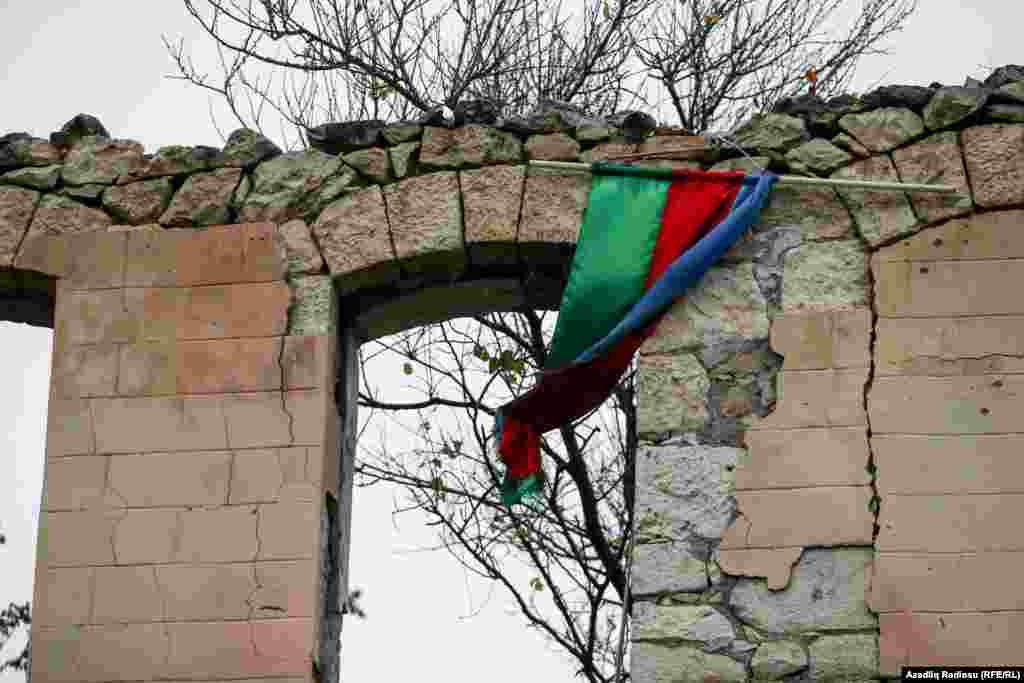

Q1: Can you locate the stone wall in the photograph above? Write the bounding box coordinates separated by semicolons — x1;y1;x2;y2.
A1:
2;64;1023;681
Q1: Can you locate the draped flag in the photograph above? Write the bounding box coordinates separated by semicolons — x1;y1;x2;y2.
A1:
494;163;777;506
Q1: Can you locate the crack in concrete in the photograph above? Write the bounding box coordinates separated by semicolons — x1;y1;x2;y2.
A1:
276;336;297;446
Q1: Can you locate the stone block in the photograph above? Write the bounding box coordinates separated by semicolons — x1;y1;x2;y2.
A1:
78;623;169;682
631;542;710;595
64;228;126;290
750;640;807;680
878;493;1024;552
62;137;145;185
17;195;112;275
876;209;1024;262
769;308;871;370
282;335;331;390
92;395;228;453
43;455;107;511
751;369;868;430
0;185;39;267
312;185;399;294
43;510;118;566
159;167;242;226
880;612;1024;674
176;337;283;394
808;633;878;681
91;566;163;624
287;274;336;337
122;226;187;287
869;374;1024;434
257;501;320;560
892;131;972;223
756;183;852;240
45;397;96;458
629;642;747;683
635;444;740;542
178;506;259;562
174;222;286;285
383;171;465;278
157;563;255;620
636;353;710;435
633;603;736;652
278;218;325;275
112;508;182;563
223;389;326;448
32;568;93;626
525;132;580;161
872;551;1024;613
728;548;876;634
180;281;290;339
781;240;869;312
736;427;870;489
837;107;925;153
240;150;351;223
102;177;174;225
876;258;1024;318
518;168;589;258
107;451;231;507
253;560;317;617
721;487;874;548
419;125;522;169
874;434;1024;495
962;124;1024;208
52;343;118;398
832;155;918;247
461;165;524;266
62;289;137;345
164;619;312;678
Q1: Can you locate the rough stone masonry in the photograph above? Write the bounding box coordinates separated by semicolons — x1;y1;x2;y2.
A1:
2;63;1024;682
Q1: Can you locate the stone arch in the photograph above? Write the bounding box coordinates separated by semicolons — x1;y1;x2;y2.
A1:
4;80;1024;681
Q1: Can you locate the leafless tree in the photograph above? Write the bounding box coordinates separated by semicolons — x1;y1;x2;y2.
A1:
356;311;635;681
1;534;30;675
165;0;916;145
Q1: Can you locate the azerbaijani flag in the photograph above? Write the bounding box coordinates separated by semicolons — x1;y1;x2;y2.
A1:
494;163;777;506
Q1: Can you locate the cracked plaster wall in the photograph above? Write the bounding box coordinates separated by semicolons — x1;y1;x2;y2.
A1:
3;69;1024;682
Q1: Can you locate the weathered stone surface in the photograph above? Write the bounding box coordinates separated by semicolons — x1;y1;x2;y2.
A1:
784;138;853;175
632;542;710;594
833;155;918;246
24;194;112;239
580;141;638;163
1;164;61;190
382;123;422;145
0;185;39;267
750;640;808;680
219;128;282;169
923;86;989;130
342;147;391;183
891;131;973;222
62;184;106;202
103;177;175;224
453;99;500;126
575;124;613;142
985;65;1024;89
119;145;219;182
240;150;354;223
312;185;398;293
711;156;771;173
388;141;419;179
734;114;808;152
633;603;736;652
461;165;524;265
306;120;384;154
525;132;580;161
160;168;243;227
0;133;62;171
518;168;589;248
809;634;878;680
757;183;852;240
781;240;869;312
606;110;658;142
525;99;602;133
1000;81;1024;100
419;125;523;169
831;132;870;158
838;108;924;153
635;444;739;541
630;643;747;683
643;264;769;353
49;113;109;147
962;124;1024;207
985;104;1024;122
860;84;935;112
637;354;711;436
383;172;464;277
287;275;336;336
62;137;145;185
729;548;876;634
277;219;325;275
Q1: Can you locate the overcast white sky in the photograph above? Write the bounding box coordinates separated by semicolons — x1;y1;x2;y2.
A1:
1;1;1022;681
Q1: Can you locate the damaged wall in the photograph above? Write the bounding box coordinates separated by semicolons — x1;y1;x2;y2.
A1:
632;70;1024;681
2;64;1024;682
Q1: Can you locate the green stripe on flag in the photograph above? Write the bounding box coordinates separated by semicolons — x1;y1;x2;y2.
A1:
545;172;671;369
